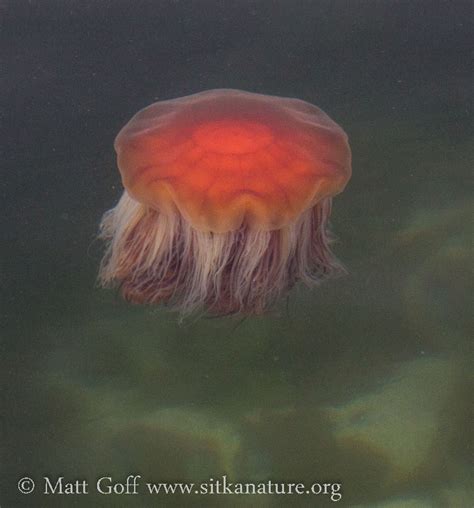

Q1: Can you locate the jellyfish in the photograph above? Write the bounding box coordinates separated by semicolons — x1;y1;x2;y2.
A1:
99;89;351;316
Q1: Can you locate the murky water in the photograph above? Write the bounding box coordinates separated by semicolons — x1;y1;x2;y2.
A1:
2;2;472;507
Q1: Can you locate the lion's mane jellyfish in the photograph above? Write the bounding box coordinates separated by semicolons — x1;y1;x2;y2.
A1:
99;89;351;316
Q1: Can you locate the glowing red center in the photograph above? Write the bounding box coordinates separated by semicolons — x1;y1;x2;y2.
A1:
192;120;273;154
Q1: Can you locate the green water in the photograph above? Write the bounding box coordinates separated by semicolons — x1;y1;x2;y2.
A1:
2;2;472;507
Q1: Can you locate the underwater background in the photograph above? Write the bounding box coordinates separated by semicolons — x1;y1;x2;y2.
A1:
1;1;472;506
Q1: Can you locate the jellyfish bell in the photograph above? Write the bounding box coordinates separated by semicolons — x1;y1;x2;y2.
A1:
99;89;351;316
